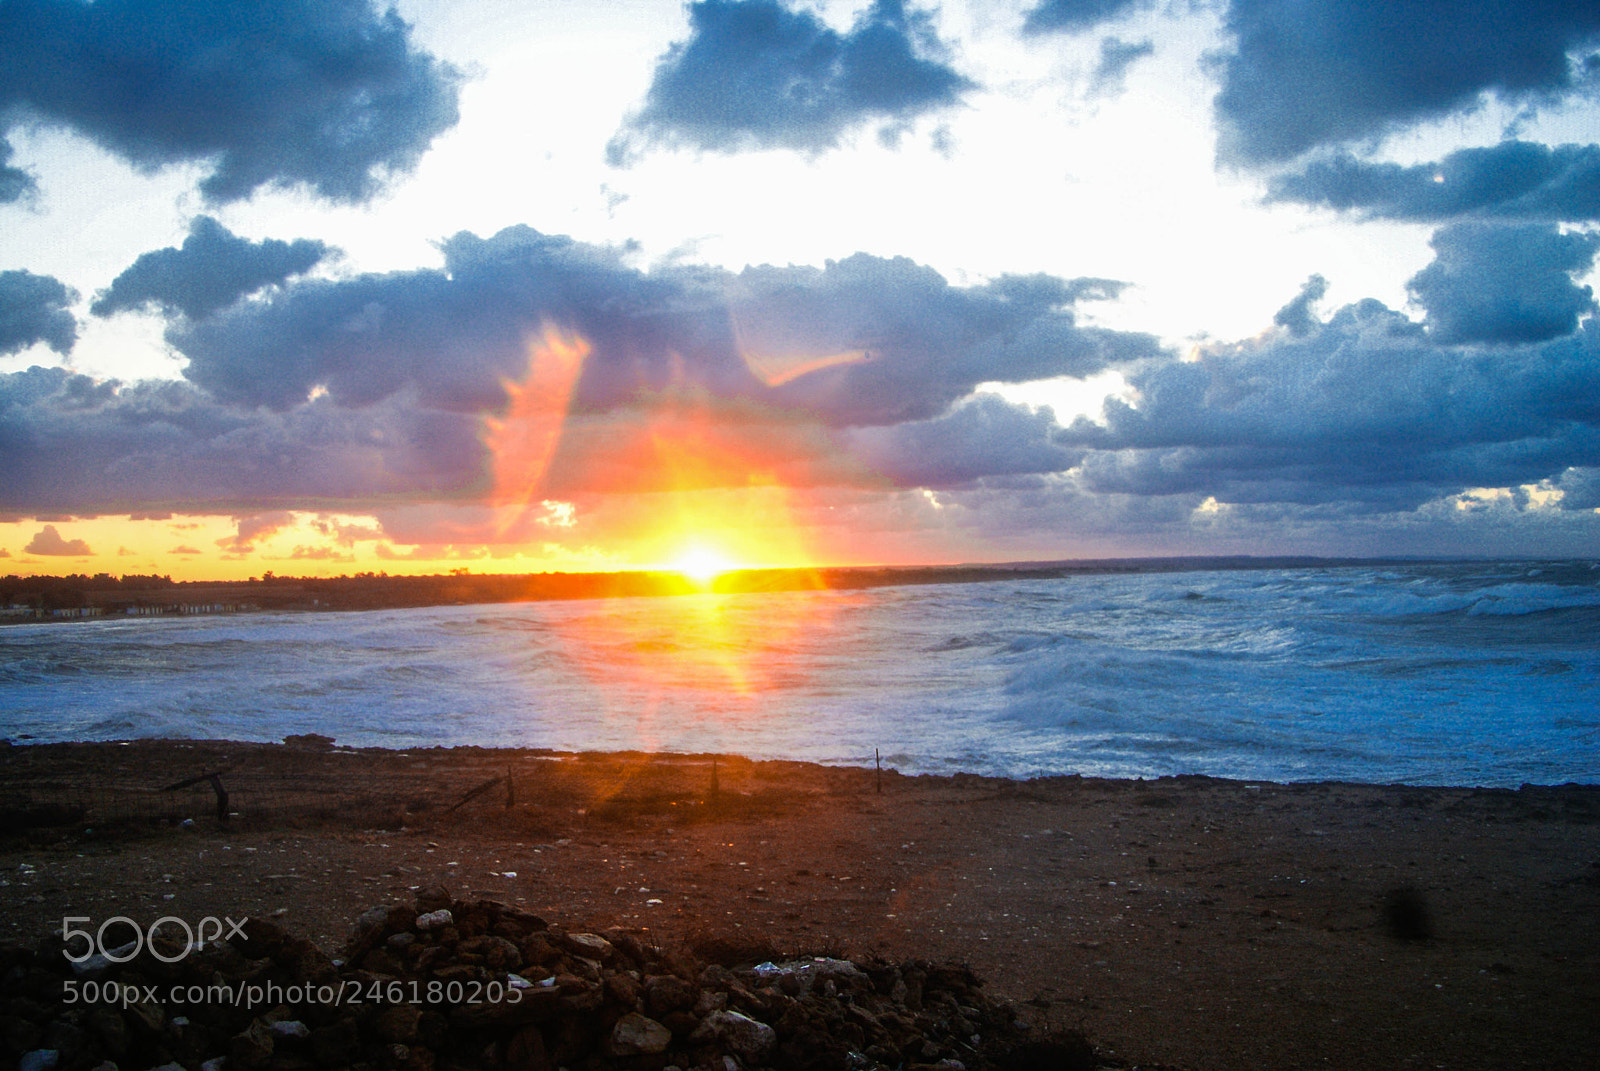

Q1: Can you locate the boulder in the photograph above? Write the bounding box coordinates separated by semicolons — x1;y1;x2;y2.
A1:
608;1012;671;1055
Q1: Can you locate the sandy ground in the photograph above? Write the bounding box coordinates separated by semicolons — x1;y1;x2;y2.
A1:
1;741;1597;1071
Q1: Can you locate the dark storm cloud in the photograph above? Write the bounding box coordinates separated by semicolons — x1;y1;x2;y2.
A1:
731;256;1151;425
0;139;35;204
0;0;460;204
171;225;1153;427
607;0;974;163
169;225;760;415
1056;297;1600;509
1019;0;1151;36
1088;37;1154;97
1271;273;1328;338
0;366;485;515
92;217;331;321
1407;222;1599;346
1554;466;1600;508
0;269;76;355
1266;142;1600;223
843;393;1084;488
1213;0;1600;166
0;226;1152;513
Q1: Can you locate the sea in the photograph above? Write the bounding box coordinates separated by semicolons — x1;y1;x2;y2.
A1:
3;560;1597;788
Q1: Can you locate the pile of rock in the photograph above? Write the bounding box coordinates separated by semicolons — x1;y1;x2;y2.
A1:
2;887;1104;1071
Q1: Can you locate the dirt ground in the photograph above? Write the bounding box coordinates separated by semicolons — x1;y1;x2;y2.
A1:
2;740;1597;1071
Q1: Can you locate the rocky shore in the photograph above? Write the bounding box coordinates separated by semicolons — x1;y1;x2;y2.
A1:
3;889;1103;1071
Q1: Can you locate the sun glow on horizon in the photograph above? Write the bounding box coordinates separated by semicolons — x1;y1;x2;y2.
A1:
670;543;739;586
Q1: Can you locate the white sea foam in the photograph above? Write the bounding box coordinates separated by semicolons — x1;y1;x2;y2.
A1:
2;561;1596;786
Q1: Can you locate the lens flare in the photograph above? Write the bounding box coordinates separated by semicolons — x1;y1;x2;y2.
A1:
482;324;590;535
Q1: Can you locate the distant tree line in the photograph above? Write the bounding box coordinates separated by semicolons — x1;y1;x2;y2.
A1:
3;557;1375;618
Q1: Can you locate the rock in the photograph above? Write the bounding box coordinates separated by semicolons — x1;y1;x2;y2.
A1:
559;933;612;960
0;897;1085;1071
85;1006;130;1058
123;998;165;1038
309;1021;361;1066
458;935;521;971
354;905;391;936
231;917;288;959
646;974;697;1015
608;1012;671;1056
42;1020;89;1068
692;1010;776;1061
275;937;336;981
504;1026;550;1071
603;972;640;1009
283;733;335;750
1;1015;42;1053
693;988;729;1019
414;887;453;913
228;1019;274;1071
361;947;405;975
372;1005;422;1044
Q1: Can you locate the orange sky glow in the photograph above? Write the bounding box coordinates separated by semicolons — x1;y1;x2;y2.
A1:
0;325;966;581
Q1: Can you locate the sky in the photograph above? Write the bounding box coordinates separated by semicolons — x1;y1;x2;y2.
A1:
1;0;1599;579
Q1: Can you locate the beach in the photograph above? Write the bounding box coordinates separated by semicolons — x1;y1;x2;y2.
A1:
1;740;1596;1070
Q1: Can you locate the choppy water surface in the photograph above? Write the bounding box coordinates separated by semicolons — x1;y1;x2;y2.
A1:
3;561;1597;786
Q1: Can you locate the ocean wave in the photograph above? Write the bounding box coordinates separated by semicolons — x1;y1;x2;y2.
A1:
3;561;1596;786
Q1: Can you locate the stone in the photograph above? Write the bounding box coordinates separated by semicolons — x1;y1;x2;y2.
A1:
414;910;453;933
504;1026;550;1071
1;896;1064;1071
692;1010;776;1061
124;998;165;1038
372;1005;422;1044
309;1022;361;1066
458;935;521;971
645;975;697;1015
17;1050;58;1071
693;989;728;1017
414;887;453;913
42;1020;88;1067
85;1006;130;1058
559;933;612;960
354;905;390;936
603;972;640;1009
228;1019;274;1071
608;1012;671;1056
0;1016;42;1053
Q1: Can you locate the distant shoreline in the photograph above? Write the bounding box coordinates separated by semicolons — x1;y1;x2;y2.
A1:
2;554;1570;622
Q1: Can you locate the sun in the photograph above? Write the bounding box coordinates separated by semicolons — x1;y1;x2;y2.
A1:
671;544;738;586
